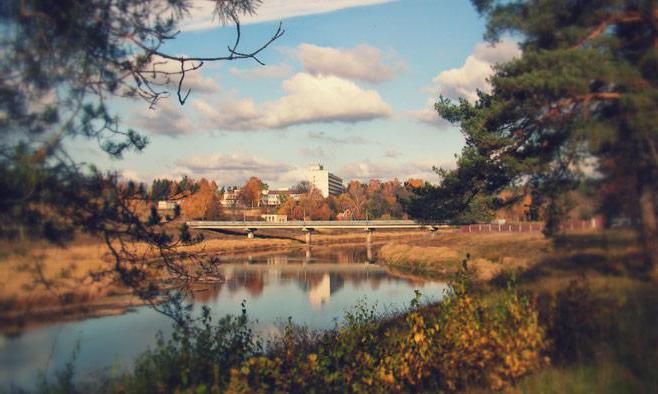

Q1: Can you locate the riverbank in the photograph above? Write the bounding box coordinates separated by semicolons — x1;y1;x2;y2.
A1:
379;229;647;290
36;227;656;393
379;232;550;280
0;229;427;331
377;229;657;392
4;229;656;392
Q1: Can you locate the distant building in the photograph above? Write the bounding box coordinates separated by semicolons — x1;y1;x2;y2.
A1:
261;214;288;223
307;164;343;198
157;201;178;210
261;189;301;206
220;188;240;207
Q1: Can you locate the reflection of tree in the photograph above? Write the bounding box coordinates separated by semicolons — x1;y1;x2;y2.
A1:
192;284;223;303
369;276;382;291
244;272;265;297
186;256;426;306
295;272;326;292
328;273;345;295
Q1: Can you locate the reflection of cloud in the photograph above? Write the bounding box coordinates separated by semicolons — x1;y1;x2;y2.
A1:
194;73;392;130
296;43;400;83
181;0;396;31
308;273;331;309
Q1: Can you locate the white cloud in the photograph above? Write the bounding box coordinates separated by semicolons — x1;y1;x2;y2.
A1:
182;0;396;31
307;131;372;145
173;154;319;187
229;64;293;80
383;149;401;159
143;57;220;94
407;40;520;129
431;40;521;102
405;98;452;129
194;72;392;130
174;153;292;186
340;159;455;183
300;146;331;160
119;169;143;183
132;99;195;136
295;44;399;83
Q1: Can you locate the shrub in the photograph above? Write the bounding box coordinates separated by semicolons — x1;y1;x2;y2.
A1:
379;263;548;392
119;299;262;393
35;265;549;393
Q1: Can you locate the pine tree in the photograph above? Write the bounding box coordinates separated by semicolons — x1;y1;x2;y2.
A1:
424;0;658;278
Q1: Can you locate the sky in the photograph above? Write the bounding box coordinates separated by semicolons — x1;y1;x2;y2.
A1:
72;0;521;188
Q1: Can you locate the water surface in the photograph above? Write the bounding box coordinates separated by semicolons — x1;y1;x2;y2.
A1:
0;245;447;389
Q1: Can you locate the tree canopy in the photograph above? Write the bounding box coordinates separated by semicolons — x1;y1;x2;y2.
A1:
410;0;658;277
0;0;283;298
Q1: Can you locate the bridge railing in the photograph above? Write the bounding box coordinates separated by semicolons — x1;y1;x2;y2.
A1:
186;220;424;227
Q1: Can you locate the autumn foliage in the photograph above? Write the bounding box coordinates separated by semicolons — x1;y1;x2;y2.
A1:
277;187;332;220
110;264;547;393
239;177;265;208
179;178;223;220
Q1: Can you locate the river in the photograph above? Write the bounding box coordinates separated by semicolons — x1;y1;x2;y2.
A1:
0;245;448;390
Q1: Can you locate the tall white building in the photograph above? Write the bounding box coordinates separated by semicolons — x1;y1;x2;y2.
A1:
307;164;343;197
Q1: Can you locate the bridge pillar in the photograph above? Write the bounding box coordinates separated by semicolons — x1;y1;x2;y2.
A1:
302;228;314;245
365;228;375;244
366;242;373;263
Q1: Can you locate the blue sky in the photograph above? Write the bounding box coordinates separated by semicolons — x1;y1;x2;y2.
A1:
73;0;520;188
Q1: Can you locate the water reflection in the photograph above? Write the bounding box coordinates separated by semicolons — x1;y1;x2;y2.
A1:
0;245;447;390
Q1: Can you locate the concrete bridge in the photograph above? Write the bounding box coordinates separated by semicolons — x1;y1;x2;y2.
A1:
186;220;447;244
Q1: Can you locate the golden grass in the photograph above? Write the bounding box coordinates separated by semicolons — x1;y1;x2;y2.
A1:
0;229;426;322
0;241;130;324
379;243;461;275
379;232;549;280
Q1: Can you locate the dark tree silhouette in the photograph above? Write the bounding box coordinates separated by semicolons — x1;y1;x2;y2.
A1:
411;0;658;278
0;0;283;303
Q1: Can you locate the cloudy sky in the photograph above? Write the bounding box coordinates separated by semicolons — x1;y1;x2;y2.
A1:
74;0;520;188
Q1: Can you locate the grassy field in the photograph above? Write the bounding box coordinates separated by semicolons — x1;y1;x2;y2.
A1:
379;229;657;393
380;231;550;280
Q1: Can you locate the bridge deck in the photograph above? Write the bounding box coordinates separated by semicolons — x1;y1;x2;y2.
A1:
187;220;442;230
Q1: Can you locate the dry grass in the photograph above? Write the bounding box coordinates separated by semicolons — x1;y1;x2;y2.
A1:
0;229;425;326
0;240;134;329
379;243;461;276
379;232;550;280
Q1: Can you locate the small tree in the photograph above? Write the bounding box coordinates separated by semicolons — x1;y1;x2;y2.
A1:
239;177;265;208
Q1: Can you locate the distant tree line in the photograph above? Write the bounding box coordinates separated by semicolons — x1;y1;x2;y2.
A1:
148;176;428;221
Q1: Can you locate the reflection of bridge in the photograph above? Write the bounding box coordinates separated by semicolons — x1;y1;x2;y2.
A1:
187;220;447;244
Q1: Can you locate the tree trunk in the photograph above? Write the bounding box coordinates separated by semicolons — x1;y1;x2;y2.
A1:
638;184;658;281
